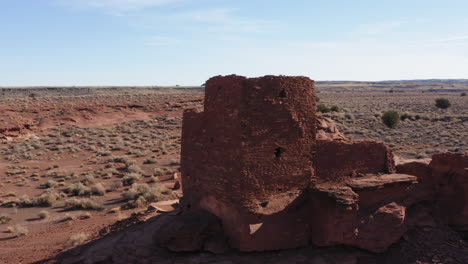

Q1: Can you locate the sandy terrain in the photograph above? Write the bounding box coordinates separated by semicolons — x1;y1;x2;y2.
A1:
0;82;466;263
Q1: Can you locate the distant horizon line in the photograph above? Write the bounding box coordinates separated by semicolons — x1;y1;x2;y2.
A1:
1;78;468;88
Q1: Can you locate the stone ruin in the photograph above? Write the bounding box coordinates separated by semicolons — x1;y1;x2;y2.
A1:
163;75;468;253
57;75;468;264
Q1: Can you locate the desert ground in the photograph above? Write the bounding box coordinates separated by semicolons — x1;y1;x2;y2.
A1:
0;80;467;263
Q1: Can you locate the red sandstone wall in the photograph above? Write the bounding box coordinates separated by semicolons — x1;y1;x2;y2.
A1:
181;75;316;214
313;140;396;182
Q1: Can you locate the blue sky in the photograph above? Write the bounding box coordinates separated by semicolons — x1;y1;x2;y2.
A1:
1;0;468;86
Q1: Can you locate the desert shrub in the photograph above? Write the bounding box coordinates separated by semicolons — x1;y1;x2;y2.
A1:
90;183;106;196
435;98;451;109
127;164;143;174
64;198;103;211
330;106;340;112
14;225;28;237
0;214;12;224
38;210;50;219
122;173;141;186
400;113;412;121
17;195;32;206
109;207;121;214
317;104;331;113
169;159;180;165
153;168;163;177
97;150;111;156
148;176;159;183
110;156;128;163
381;111;400;129
143;158;157;164
107;181;123;192
80;212;92;219
44;180;58;188
33;192;58;207
62;213;76;222
122;183;170;208
84;175;96;185
65;233;88;248
461;92;466;97
11;193;56;207
66;182;90;196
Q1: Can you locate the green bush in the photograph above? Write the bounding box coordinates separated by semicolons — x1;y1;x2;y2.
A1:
435;98;451;109
381;111;400;129
317;104;331;113
330;106;339;112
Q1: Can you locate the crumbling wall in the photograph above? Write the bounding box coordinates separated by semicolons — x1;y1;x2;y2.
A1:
181;75;316;213
313;140;396;182
180;75;417;253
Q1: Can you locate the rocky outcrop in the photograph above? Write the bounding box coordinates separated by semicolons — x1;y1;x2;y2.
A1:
316;115;347;141
397;152;468;230
309;174;416;252
178;75;420;253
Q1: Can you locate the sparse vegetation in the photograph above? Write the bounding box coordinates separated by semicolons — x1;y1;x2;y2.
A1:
0;83;466;262
64;198;103;211
14;225;28;237
122;183;171;208
65;233;88;248
122;173;142;186
0;214;12;224
435;98;451;109
38;210;50;219
381;111;400;129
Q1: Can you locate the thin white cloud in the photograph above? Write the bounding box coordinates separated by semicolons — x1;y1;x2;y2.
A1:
172;8;279;33
354;21;407;35
145;36;179;46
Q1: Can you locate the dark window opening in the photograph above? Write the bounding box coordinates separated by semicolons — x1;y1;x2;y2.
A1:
279;89;287;98
275;147;285;159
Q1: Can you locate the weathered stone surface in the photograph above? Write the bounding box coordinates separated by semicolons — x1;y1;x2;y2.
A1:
181;75;317;251
147;199;179;213
309;175;415;253
153;210;229;253
431;153;468;230
181;75;316;213
347;174;417;191
316;115;347;141
313;140;396;182
355;202;407;253
397;153;468;230
180;75;416;253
